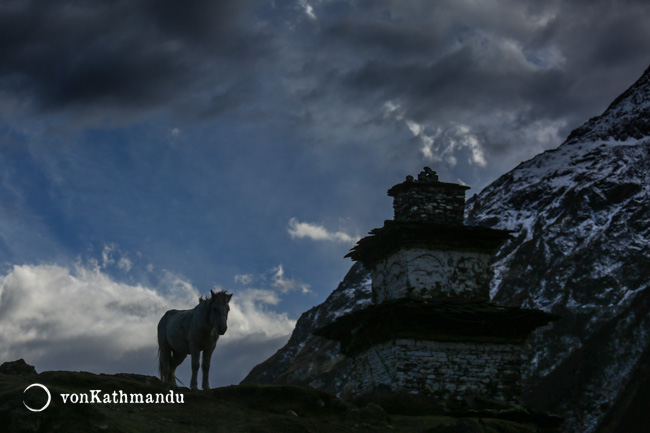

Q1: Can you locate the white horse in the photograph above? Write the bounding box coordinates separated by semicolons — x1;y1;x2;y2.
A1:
157;290;232;390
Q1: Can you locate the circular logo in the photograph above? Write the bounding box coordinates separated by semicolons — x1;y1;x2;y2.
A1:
23;383;51;412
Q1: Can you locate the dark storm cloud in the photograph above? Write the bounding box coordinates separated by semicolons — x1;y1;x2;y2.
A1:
1;0;649;176
146;0;247;43
323;17;446;57
0;0;267;116
339;47;565;118
3;0;648;134
277;0;650;173
323;2;620;124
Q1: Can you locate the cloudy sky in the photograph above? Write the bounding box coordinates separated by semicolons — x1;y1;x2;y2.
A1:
1;0;649;387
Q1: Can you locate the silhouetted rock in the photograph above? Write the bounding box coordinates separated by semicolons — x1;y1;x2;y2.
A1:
0;359;37;376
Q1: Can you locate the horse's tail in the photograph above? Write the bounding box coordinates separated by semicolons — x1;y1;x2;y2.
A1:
157;312;174;384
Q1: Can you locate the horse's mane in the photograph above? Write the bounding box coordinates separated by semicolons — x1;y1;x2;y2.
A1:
198;290;232;304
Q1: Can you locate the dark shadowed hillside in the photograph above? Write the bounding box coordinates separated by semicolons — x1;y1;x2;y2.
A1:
243;262;372;394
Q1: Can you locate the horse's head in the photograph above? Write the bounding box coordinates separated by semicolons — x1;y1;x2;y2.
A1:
208;289;232;335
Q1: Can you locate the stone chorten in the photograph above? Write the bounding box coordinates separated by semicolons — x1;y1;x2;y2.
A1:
316;168;558;402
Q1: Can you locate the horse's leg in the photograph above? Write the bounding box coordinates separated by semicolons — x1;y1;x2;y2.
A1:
201;344;216;390
170;351;187;386
189;348;200;390
157;314;173;384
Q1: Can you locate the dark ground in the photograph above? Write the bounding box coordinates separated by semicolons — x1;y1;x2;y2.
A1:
0;360;558;433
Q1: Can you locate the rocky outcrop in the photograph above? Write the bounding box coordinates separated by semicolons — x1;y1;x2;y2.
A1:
0;359;37;376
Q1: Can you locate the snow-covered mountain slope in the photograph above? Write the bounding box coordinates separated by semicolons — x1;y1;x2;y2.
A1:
243;65;650;433
465;65;650;432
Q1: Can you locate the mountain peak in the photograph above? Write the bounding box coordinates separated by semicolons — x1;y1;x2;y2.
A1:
566;64;650;143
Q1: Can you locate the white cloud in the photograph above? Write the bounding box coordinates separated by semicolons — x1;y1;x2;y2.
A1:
384;100;487;167
228;288;295;338
270;264;311;294
99;243;133;272
0;264;191;360
117;256;133;272
406;120;422;136
0;263;295;385
234;274;253;285
233;265;313;297
236;288;281;306
287;218;359;244
455;124;486;167
101;244;115;268
299;0;317;20
166;127;184;147
383;100;404;121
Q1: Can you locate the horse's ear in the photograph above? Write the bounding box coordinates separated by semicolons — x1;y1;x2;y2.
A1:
227;293;233;302
210;289;215;297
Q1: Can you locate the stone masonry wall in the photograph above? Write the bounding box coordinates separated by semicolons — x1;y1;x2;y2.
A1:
371;248;491;303
392;187;466;224
350;339;523;401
